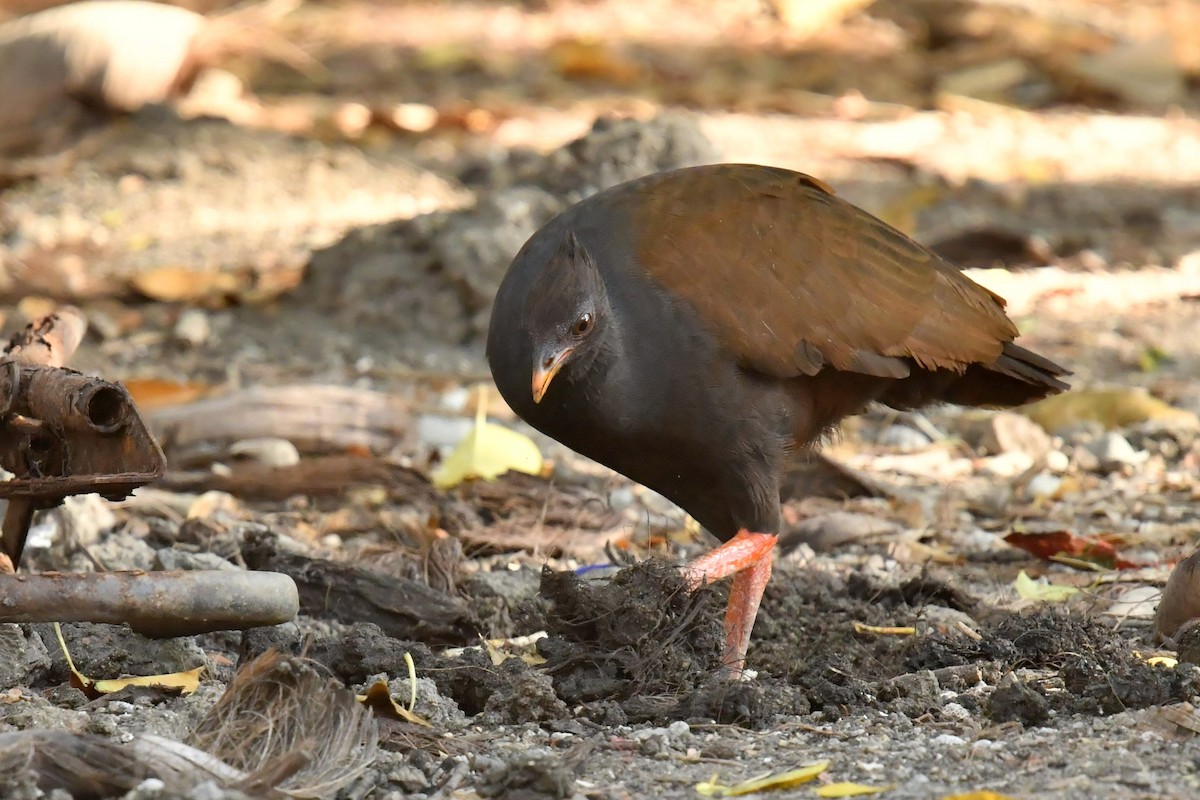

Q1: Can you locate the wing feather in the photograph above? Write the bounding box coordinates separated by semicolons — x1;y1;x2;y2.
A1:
627;165;1018;379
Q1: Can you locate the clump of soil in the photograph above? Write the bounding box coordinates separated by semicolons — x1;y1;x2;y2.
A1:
537;560;725;705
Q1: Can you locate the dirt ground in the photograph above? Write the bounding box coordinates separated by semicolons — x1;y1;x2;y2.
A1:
5;1;1200;798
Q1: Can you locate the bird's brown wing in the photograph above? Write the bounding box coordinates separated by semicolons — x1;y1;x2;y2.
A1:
628;164;1019;381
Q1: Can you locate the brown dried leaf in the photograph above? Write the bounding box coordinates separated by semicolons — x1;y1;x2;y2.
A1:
130;266;246;303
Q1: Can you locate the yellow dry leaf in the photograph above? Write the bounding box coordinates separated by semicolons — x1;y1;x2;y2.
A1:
1134;651;1178;669
126;232;154;251
549;38;641;84
816;783;892;797
53;623;201;698
852;622;916;636
124;377;215;411
1014;570;1079;602
483;633;548;667
357;681;431;726
696;761;830;796
1022;389;1199;433
99;209;125;228
941;793;1020;800
416;42;478;70
16;296;57;322
92;668;204;695
432;388;543;489
131;266;244;302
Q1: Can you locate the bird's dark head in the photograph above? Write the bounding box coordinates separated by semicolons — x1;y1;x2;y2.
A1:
487;228;613;414
522;231;610;403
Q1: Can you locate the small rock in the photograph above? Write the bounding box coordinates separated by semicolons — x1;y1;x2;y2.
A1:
1025;471;1062;501
28;494;117;554
986;673;1049;726
916;606;980;637
877;670;941;718
956;411;1052;458
877;425;932;452
978;451;1034;477
941;702;972;721
70;531;155;571
482;667;569;724
228;437;301;468
932;733;967;747
187;490;240;520
173;309;211;347
1044;450;1070;473
0;624;52;688
1102;585;1160;621
417;414;475;450
1087;432;1148;473
478;751;575;800
399;676;468;731
783;512;900;552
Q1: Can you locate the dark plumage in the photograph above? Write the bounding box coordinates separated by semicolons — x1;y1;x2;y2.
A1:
487;163;1069;674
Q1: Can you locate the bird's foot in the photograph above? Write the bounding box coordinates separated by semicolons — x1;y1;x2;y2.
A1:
682;530;777;679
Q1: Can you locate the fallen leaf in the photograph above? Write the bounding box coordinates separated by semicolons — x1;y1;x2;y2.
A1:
1022;389;1199;433
432;388;543;489
130;266;245;303
1013;570;1079;602
54;623;202;699
1134;651;1178;669
1004;530;1135;570
549;38;641;84
124;378;215;411
357;681;431;726
941;793;1020;800
696;762;830;796
481;632;548;667
816;782;892;797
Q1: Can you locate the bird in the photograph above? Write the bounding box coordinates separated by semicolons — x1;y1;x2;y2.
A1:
486;163;1070;677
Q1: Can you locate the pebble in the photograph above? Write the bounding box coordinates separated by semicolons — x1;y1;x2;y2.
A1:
417;414;474;450
941;702;972;721
878;424;932;452
1026;471;1062;500
173;309;211;347
1088;432;1148;472
932;733;967;747
229;437;301;467
1044;450;1070;472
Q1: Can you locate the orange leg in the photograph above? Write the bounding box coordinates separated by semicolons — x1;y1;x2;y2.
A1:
682;530;777;678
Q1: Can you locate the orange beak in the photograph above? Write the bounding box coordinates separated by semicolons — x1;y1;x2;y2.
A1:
532;347;573;404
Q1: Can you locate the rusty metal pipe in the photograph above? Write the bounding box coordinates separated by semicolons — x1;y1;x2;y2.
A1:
0;570;300;636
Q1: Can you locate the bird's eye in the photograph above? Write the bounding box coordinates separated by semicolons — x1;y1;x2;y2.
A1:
571;312;593;336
